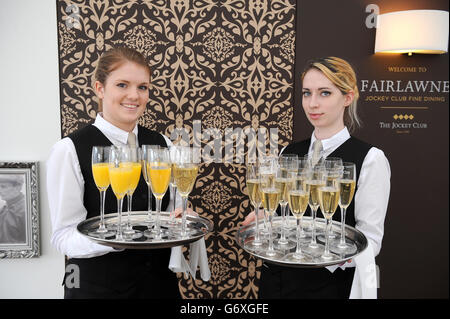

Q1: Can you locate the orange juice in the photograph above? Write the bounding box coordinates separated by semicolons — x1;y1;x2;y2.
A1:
92;163;110;190
109;166;132;199
149;164;171;198
128;162;142;193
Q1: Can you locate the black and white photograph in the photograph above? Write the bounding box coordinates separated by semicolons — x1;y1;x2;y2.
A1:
0;162;40;258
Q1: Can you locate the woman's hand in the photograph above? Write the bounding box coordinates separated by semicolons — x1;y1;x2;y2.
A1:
242;209;265;226
173;207;198;217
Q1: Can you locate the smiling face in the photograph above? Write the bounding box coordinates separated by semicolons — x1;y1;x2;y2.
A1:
95;61;150;132
302;68;353;139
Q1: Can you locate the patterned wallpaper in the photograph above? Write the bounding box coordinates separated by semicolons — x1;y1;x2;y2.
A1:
57;0;295;298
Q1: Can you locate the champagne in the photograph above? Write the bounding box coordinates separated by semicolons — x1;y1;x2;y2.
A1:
339;179;356;208
109;166;132;199
288;190;309;218
92;163;110;190
149;165;171;198
261;189;281;214
318;186;340;219
275;177;291;203
246;178;261;205
173;165;198;196
307;180;325;208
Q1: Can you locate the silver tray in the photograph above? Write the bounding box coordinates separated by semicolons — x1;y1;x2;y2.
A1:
77;211;213;249
236;216;368;268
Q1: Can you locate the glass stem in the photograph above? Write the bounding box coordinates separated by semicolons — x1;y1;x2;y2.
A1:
268;213;274;253
181;196;188;237
155;197;162;238
116;197;123;241
280;203;287;242
147;185;153;221
295;218;302;255
127;193;133;230
254;204;260;243
99;190;106;231
324;217;331;256
311;207;318;245
340;206;347;245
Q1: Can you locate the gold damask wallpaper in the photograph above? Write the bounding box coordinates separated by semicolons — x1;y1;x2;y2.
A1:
57;0;295;298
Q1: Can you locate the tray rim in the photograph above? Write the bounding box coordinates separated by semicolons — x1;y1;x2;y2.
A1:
77;211;213;249
235;216;368;268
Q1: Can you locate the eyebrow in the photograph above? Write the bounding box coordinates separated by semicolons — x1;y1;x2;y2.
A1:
116;79;150;85
302;87;331;90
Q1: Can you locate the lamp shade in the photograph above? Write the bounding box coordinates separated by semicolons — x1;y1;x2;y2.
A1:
375;10;449;54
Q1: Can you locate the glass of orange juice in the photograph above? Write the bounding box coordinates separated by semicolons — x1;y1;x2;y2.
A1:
109;146;133;241
90;146;115;237
144;148;171;239
122;147;143;239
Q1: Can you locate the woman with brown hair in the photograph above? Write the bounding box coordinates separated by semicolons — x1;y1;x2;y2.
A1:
244;57;390;298
47;46;179;298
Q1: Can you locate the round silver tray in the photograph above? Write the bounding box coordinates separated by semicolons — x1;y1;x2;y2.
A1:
236;216;368;268
77;211;213;249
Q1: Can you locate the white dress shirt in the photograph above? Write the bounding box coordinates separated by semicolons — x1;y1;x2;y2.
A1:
308;127;391;272
47;113;180;258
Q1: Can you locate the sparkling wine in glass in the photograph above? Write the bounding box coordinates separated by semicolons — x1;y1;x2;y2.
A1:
259;171;284;259
331;162;357;254
318;168;342;261
284;166;312;262
302;164;326;256
90;146;115;238
245;163;267;250
173;147;199;238
109;146;133;241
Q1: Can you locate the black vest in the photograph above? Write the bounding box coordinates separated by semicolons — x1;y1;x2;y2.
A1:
64;124;177;299
68;124;170;217
282;136;373;227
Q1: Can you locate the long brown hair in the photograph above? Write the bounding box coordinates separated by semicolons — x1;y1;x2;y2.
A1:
301;57;361;132
94;46;151;111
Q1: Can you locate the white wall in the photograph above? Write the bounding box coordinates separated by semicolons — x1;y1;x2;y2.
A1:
0;0;64;298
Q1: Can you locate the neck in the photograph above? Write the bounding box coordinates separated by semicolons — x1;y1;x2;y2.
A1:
101;113;136;133
314;123;345;140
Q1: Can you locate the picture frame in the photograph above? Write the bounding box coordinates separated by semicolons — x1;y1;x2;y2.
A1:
0;162;40;258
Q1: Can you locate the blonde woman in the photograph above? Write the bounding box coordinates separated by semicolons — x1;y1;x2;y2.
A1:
244;57;390;298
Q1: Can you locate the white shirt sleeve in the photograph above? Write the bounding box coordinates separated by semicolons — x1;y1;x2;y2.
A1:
354;147;390;257
46;138;117;258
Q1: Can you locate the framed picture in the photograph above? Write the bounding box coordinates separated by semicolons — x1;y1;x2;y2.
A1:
0;162;40;258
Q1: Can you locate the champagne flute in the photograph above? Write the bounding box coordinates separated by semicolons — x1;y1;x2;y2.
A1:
259;170;284;258
331;162;357;254
168;146;181;227
318;157;343;241
302;164;326;256
90;146;115;237
274;158;297;250
173;147;199;238
258;155;278;238
144;148;171;240
288;156;312;243
109;146;133;241
123;147;143;239
318;167;342;261
284;166;312;262
245;162;267;250
141;145;160;226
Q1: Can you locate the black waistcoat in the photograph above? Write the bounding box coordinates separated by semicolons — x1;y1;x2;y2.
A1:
68;124;170;216
282;136;373;227
64;124;178;299
259;136;372;299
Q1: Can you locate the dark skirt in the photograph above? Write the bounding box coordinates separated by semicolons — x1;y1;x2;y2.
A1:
259;263;355;299
64;249;179;299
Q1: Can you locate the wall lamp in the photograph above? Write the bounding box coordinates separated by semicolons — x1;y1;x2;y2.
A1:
375;10;449;55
